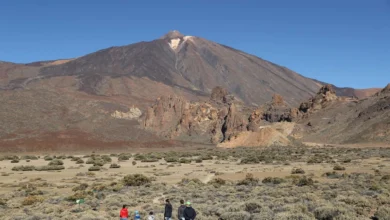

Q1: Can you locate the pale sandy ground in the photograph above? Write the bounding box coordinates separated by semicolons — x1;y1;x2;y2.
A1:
0;154;388;197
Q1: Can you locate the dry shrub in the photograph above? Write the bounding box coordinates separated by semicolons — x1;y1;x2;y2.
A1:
109;163;121;168
48;159;64;166
12;165;36;171
66;191;90;201
21;155;38;160
262;177;285;185
209;178;227;187
88;165;101;171
374;206;390;219
22;196;44;206
123;174;151;186
237;173;259;186
294;176;314;186
73;183;89;192
44;156;53;161
35;165;65;171
333;164;346;171
118;154;130;161
314;205;347;220
291;168;305;174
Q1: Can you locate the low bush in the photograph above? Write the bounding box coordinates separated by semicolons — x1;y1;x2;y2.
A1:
44;156;53;161
380;175;390;181
1;155;19;161
48;159;64;166
12;166;36;171
133;154;146;161
88;166;101;171
123;174;151;186
72;183;89;192
21;155;38;160
10;159;19;163
165;157;179;163
132;161;137;166
35;165;65;171
237;173;259;186
101;155;112;163
296;176;314;186
178;178;204;186
76;158;84;164
22;196;44;206
200;154;213;160
179;158;191;164
342;158;352;163
374;206;390;220
333;165;346;171
240;156;261;164
118;154;130;161
109;163;121;168
208;178;226;187
66;191;90;202
195;158;203;163
291;168;305;174
141;158;159;162
262;177;285;185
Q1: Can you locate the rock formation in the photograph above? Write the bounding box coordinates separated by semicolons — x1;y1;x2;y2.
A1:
299;84;338;114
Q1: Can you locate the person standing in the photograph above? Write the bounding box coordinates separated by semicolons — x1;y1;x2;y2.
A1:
148;211;155;220
183;201;196;220
120;205;129;220
134;210;141;220
178;199;186;220
164;199;173;220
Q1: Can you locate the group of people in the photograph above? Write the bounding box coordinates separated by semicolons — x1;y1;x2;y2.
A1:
120;199;197;220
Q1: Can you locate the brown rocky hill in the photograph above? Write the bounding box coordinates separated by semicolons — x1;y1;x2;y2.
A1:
291;84;390;144
313;79;381;99
0;31;385;150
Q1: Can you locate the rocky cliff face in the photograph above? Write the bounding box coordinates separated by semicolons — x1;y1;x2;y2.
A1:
143;84;349;147
299;84;339;114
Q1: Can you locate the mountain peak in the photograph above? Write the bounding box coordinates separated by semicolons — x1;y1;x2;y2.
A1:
160;30;184;40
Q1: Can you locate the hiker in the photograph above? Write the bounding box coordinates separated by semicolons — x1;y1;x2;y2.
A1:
183;201;196;220
120;205;129;220
134;210;141;220
164;199;173;220
178;199;186;220
148;211;155;220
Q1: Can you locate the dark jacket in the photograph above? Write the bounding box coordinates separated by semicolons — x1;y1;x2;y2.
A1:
183;207;196;220
178;205;186;219
164;203;173;218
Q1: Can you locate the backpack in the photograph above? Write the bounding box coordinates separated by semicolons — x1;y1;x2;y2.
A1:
178;205;186;218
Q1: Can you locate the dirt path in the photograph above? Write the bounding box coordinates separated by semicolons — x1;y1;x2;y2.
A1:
202;174;214;183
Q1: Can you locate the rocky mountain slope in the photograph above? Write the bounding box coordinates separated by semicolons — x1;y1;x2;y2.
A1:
3;30;325;107
0;31;386;151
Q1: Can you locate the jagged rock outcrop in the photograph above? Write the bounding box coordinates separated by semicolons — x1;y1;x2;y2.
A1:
143;96;188;137
221;103;248;141
143;93;231;143
379;83;390;95
299;84;338;113
247;94;301;131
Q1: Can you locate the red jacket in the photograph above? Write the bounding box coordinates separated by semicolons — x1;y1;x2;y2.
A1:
120;208;129;218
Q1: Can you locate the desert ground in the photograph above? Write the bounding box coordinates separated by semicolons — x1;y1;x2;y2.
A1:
0;145;390;220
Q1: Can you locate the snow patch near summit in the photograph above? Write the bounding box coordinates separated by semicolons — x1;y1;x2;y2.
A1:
169;38;181;50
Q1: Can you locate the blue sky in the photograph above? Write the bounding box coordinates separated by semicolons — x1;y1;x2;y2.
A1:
0;0;389;89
